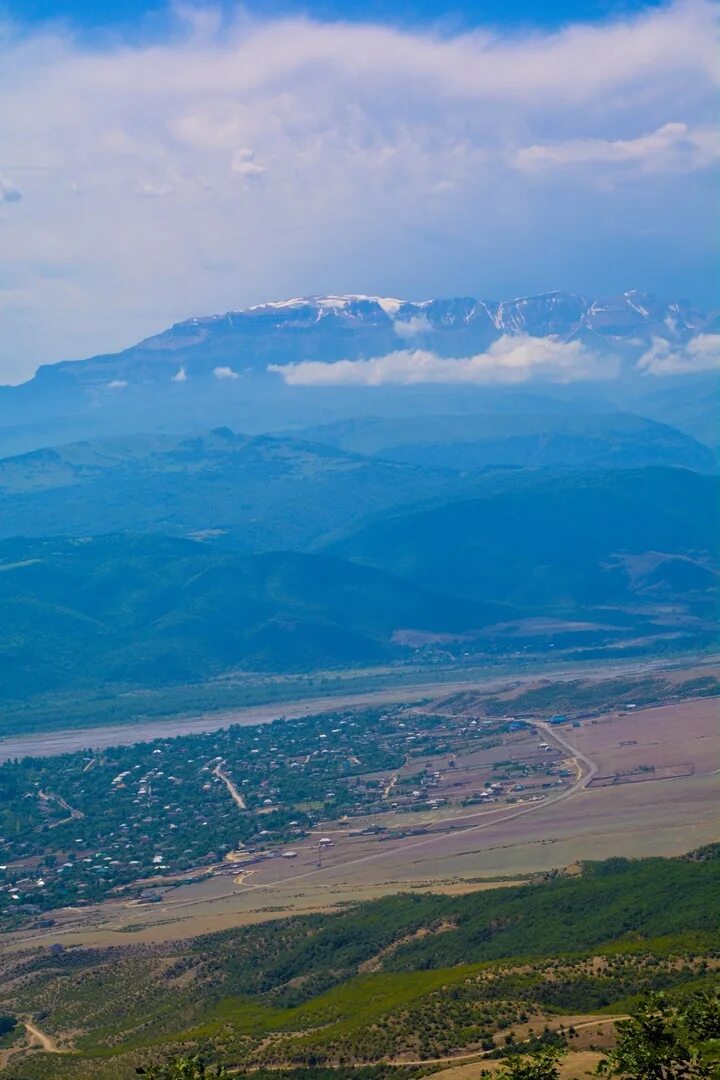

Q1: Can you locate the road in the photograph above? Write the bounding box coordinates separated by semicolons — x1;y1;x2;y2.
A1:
386;1014;628;1067
535;718;599;789
38;790;85;829
22;1020;66;1054
213;762;247;810
223;1014;629;1074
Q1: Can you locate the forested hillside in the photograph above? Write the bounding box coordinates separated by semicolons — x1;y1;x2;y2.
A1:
2;849;718;1078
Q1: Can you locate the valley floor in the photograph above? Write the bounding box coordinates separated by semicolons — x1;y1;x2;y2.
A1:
1;669;717;953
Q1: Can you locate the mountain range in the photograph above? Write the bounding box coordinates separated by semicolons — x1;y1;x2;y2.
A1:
0;288;717;712
0;416;714;545
1;290;717;457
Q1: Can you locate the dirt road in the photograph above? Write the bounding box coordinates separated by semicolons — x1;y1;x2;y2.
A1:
213;762;247;810
23;1020;66;1054
386;1014;627;1067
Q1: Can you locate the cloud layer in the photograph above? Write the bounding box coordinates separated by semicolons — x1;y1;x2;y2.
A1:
271;334;618;385
0;1;717;382
638;333;720;375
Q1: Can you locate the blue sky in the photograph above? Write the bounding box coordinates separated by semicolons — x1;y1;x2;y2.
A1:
0;0;716;382
6;0;666;32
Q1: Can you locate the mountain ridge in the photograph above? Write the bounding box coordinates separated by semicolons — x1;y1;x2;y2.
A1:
2;289;717;458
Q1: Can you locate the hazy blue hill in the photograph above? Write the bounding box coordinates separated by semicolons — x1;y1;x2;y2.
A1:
326;467;719;612
621;372;720;448
0;464;715;703
0;463;716;701
0;429;458;547
0;539;512;698
299;412;716;472
0;415;713;549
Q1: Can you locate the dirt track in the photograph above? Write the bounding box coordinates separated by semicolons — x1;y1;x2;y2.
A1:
22;1020;65;1054
213;762;247;810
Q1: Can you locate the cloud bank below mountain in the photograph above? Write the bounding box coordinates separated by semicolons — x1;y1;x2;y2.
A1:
638;334;720;375
272;331;720;386
271;335;617;385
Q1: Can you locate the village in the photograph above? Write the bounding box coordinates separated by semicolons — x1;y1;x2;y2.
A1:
0;700;578;922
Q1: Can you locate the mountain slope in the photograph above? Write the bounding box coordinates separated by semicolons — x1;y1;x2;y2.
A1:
1;851;718;1077
1;290;716;456
0;429;458;548
0;466;714;703
299;412;716;472
0;537;512;699
0;414;714;547
325;467;719;615
29;290;713;391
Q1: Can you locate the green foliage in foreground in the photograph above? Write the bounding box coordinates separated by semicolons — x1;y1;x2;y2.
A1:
495;1047;566;1080
136;1057;227;1079
127;992;720;1080
2;853;719;1078
598;991;720;1080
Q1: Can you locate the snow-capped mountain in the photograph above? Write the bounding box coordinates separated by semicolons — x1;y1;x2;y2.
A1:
25;289;711;391
0;289;715;458
155;289;708;345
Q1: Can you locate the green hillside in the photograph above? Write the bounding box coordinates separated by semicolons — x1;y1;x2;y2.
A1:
1;849;718;1078
0;537;511;699
0;429;456;548
326;467;719;612
0;466;716;705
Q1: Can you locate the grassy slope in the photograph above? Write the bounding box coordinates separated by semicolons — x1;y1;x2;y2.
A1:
2;849;719;1078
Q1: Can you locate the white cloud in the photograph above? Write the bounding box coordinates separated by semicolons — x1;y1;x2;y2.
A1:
270;333;616;386
134;180;175;198
212;365;240;379
637;334;720;375
0;175;22;203
171;365;188;382
393;314;432;339
0;0;716;381
514;122;720;174
230;149;267;180
107;379;128;388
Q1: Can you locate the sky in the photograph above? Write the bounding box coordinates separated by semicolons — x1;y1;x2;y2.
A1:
0;0;717;383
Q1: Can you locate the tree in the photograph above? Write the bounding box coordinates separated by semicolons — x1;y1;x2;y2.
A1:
597;992;719;1080
494;1046;566;1080
682;991;720;1044
136;1056;227;1079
